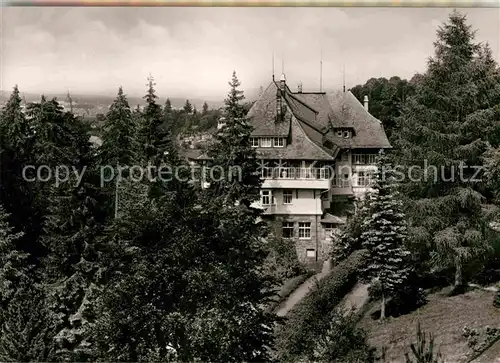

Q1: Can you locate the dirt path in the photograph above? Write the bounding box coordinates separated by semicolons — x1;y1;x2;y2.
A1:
339;282;371;316
275;260;331;317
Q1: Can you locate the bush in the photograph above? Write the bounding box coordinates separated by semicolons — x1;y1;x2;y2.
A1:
312;311;375;363
274;250;368;362
494;289;500;308
263;235;307;283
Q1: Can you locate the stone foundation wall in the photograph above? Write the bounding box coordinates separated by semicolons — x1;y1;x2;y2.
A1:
263;214;331;265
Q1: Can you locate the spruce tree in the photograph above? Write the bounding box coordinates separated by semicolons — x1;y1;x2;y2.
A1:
361;150;412;320
207;70;262;206
99;87;140;219
394;10;500;289
195;70;276;360
0;86;41;262
138;75;175;170
99;86;138;168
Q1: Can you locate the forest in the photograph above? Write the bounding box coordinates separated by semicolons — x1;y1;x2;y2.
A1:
0;10;500;362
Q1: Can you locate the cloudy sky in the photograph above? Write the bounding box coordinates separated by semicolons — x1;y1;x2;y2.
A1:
1;7;499;101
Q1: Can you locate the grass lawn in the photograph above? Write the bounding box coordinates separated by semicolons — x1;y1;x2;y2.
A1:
358;288;500;362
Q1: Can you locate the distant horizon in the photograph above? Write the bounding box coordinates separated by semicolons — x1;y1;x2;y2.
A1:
3;8;498;99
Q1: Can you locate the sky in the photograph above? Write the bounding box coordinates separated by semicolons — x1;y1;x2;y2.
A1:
1;7;499;101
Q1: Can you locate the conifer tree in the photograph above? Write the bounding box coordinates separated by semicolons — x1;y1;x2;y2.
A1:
138;75;176;169
361;150;412;320
183;99;193;114
207;70;262;206
196;70;276;360
202;101;209;115
99;87;140;219
100;87;138;168
39;106;108;361
394;10;500;289
0;86;41;261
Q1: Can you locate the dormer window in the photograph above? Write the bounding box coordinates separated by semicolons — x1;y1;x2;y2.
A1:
261;138;272;148
250;138;259;147
274;138;285;147
334;128;354;139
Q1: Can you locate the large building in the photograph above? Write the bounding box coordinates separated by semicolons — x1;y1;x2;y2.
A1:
189;73;391;264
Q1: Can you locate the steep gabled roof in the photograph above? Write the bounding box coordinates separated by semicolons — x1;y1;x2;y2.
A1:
326;91;391;149
246;82;289;137
292;92;332;130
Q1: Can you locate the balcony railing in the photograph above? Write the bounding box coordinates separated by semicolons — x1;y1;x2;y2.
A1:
332;177;352;188
352;154;378;165
260;167;331;180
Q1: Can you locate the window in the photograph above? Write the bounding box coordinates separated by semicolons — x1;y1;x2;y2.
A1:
357;171;374;187
282;222;294;238
299;222;311;239
343;130;350;138
324;223;335;238
261;138;272;147
336;130;343;137
274;138;285;147
250;138;259;147
260;190;275;205
306;249;316;258
283;190;293;204
341;152;348;162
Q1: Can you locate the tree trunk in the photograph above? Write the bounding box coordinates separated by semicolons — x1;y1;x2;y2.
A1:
380;291;386;320
454;258;463;288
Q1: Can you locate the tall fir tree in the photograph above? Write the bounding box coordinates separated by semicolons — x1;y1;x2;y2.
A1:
361;150;412;320
207;70;262;206
197;70;276;360
393;10;500;289
39;105;108;361
0;86;42;262
99;87;140;219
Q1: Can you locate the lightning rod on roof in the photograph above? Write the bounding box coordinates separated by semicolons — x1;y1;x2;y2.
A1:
320;48;323;92
272;53;275;81
342;62;346;93
281;52;284;75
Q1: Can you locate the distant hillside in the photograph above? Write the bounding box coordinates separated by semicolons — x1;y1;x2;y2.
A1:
0;91;224;111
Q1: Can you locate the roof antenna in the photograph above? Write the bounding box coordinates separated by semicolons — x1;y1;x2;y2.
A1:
342;62;346;93
272;52;275;81
281;52;284;75
320;48;323;92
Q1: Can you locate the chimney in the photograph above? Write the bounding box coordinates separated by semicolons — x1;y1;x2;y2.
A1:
363;95;369;111
280;73;286;91
298;82;303;93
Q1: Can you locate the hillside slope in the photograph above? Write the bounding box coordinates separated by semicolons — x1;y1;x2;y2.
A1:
358;289;500;362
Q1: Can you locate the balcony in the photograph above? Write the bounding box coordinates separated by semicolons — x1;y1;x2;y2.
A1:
331;177;353;195
260;167;331;189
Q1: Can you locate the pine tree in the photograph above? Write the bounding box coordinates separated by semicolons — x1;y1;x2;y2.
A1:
138;75;175;170
0;204;28;319
361;150;412;320
194;70;276;360
100;87;138;168
38;106;108;361
202;101;209;115
99;87;140;219
183;99;193;114
207;70;262;206
0;86;42;261
394;10;500;290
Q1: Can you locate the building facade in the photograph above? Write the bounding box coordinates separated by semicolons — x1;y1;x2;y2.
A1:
191;73;391;265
